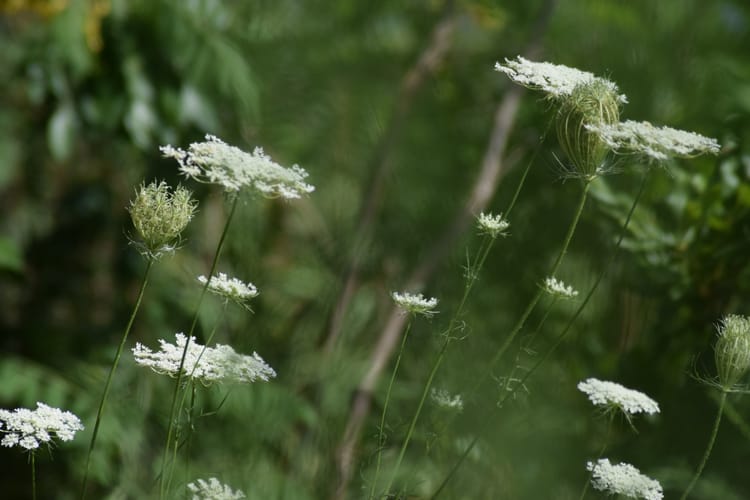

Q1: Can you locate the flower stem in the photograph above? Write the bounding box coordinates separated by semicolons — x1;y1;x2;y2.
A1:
680;390;727;500
579;413;615;500
81;258;154;499
31;452;36;500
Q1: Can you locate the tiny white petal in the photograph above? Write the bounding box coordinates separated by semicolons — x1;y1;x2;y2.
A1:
391;291;439;317
198;273;259;306
586;459;663;500
476;212;510;238
430;388;464;412
578;378;660;415
543;277;579;299
187;477;246;499
0;402;83;452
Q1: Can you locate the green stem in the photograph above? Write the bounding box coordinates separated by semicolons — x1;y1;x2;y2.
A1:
680;391;727;500
159;195;239;499
81;258;154;499
31;452;36;500
579;413;615;500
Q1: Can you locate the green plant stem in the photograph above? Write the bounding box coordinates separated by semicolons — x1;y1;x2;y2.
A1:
579;413;615;500
680;390;728;500
81;258;154;499
31;452;36;500
159;194;239;499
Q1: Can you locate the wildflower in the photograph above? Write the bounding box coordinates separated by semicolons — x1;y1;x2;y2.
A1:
128;181;196;259
187;477;245;500
586;120;720;162
391;292;439;317
476;212;510;238
0;402;84;451
714;314;750;391
198;273;259;307
160;134;314;199
586;459;663;500
578;378;660;416
543;277;578;299
430;388;464;412
132;333;276;385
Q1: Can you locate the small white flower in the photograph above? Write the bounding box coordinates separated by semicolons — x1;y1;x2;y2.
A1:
495;56;627;103
476;212;509;238
586;120;720;162
133;333;276;385
430;388;464;412
187;477;245;500
160;134;314;198
198;273;259;307
391;291;439;317
578;378;660;416
543;277;578;299
586;459;663;500
0;402;84;451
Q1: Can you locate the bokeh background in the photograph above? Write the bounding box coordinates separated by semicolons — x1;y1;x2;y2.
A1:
1;0;749;498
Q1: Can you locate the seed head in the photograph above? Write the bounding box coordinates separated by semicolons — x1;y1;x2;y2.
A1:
714;314;750;391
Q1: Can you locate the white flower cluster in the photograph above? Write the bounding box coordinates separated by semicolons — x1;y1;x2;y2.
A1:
187;477;245;500
0;402;84;451
586;459;663;500
430;388;464;412
161;134;314;199
391;291;439;317
133;333;276;385
586;120;720;162
198;273;259;305
578;378;660;416
476;212;510;238
495;56;627;103
543;277;578;299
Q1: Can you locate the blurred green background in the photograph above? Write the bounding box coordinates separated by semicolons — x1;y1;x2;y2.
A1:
1;0;749;498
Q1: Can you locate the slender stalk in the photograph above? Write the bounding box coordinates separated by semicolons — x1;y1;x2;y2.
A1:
680;390;727;500
81;258;154;499
579;413;615;500
31;452;36;500
159;195;239;499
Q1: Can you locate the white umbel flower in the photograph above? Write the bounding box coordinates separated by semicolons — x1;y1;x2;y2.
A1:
0;402;84;451
133;333;276;385
430;388;464;412
586;120;720;162
578;378;660;416
586;459;663;500
198;273;259;306
391;292;439;317
495;56;627;103
161;134;314;198
476;212;510;238
187;477;245;500
543;277;578;299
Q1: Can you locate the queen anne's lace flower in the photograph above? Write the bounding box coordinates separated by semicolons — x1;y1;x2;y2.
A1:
391;292;439;317
586;120;720;162
578;378;659;416
198;273;259;306
430;388;464;412
586;459;663;500
133;333;276;385
0;402;84;451
187;477;245;500
476;212;510;238
543;277;578;299
161;134;314;198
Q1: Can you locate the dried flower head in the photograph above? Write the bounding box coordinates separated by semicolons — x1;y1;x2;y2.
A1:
543;277;578;299
133;333;276;385
586;459;663;500
128;181;196;259
187;477;245;500
391;292;439;317
160;134;314;198
198;273;259;308
0;402;84;451
578;378;660;416
714;314;750;391
586;120;720;163
476;212;510;238
430;388;464;412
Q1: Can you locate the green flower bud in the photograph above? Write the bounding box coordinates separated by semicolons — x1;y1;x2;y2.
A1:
555;79;621;181
128;181;196;259
714;314;750;391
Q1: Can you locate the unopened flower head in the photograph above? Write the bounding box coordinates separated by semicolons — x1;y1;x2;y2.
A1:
198;273;258;308
476;212;509;238
578;378;659;416
391;291;439;317
187;477;245;500
543;277;578;299
586;120;720;163
132;333;276;386
430;388;464;412
128;181;196;259
0;402;84;451
714;314;750;390
160;134;314;199
586;459;663;500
